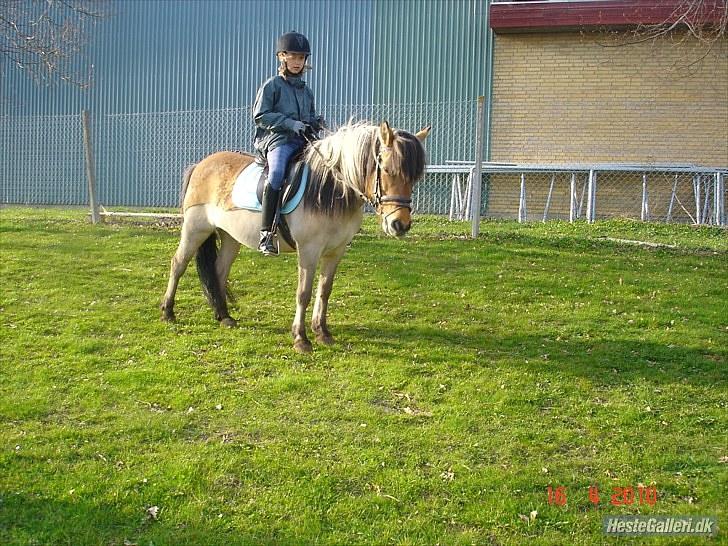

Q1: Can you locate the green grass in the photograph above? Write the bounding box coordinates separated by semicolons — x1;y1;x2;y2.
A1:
1;207;726;545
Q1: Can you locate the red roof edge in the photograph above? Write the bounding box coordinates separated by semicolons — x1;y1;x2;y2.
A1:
490;0;728;33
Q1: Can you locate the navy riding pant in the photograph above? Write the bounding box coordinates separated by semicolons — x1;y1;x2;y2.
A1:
266;142;303;190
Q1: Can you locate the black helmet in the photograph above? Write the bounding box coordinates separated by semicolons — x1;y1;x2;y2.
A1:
276;32;311;55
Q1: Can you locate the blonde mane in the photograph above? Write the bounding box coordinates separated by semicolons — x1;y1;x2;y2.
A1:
305;121;377;194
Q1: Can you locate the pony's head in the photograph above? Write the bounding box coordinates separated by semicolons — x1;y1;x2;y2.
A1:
304;121;430;235
371;121;430;236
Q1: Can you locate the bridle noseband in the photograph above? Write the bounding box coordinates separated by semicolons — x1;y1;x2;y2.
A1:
370;145;412;215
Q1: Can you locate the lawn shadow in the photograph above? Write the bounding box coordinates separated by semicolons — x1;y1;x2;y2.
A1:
340;323;725;389
0;492;302;546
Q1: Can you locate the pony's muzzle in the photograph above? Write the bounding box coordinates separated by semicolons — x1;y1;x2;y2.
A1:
390;218;411;237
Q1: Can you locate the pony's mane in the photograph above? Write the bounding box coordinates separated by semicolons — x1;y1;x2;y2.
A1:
303;121;426;216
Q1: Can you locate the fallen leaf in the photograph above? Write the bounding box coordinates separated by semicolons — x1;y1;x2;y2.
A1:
146;505;159;520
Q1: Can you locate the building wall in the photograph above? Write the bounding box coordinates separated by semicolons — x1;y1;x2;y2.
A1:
490;31;728;167
1;0;490;116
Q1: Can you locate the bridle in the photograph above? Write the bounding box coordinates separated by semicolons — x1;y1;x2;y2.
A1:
370;144;412;216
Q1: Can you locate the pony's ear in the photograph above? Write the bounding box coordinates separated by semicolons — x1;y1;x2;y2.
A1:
379;121;394;148
415;126;431;142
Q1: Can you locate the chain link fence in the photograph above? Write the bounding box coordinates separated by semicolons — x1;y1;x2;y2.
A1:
448;167;726;225
2;103;726;225
1;114;87;205
1;101;477;210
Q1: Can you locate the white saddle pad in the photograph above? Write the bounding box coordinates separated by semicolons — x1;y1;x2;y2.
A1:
230;162;309;214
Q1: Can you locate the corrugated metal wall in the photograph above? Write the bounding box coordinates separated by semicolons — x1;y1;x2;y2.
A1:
2;0;489;115
373;1;490;103
2;1;491;207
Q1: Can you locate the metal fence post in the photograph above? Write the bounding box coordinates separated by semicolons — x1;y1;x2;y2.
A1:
569;173;576;223
666;174;678;223
471;96;485;238
693;174;702;225
449;174;461;221
715;172;725;226
82;110;100;224
587;169;597;223
518;173;527;223
543;173;555;222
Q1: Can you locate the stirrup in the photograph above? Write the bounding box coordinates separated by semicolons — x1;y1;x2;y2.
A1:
258;230;278;256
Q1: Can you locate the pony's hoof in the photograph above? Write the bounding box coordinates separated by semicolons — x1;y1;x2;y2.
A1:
316;333;334;346
220;317;237;328
294;339;313;353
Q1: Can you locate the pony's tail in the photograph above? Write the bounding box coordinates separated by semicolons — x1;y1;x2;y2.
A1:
196;233;230;321
179;163;197;211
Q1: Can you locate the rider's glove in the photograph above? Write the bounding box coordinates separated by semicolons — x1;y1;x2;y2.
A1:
290;121;306;135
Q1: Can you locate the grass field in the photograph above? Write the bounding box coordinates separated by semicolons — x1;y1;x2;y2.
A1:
1;207;726;545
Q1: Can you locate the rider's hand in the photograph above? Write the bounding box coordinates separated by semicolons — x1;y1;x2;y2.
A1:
290;121;306;135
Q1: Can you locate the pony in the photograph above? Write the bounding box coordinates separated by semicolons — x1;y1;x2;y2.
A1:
160;121;430;353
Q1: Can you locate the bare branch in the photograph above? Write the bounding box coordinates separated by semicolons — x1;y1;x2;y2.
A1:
593;0;727;69
0;0;112;88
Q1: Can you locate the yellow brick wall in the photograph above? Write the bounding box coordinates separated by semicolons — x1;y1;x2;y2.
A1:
490;31;728;167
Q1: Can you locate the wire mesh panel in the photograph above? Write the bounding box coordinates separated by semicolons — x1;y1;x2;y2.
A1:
0;115;86;205
95;108;255;207
469;167;727;225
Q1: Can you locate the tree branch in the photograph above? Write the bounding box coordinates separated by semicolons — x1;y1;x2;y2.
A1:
0;0;111;88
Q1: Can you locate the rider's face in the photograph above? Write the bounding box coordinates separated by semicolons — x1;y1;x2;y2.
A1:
279;52;306;74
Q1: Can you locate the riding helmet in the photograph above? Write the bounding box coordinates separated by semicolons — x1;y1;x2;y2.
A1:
276;32;311;55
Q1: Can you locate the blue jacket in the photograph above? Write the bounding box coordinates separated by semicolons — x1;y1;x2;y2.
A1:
252;75;323;155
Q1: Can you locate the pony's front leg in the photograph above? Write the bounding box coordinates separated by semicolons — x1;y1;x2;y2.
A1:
292;252;318;353
312;248;346;345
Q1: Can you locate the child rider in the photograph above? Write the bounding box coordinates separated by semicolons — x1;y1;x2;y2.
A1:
252;31;324;256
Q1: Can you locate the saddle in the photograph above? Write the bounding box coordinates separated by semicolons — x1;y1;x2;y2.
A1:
248;151;308;251
253;151;307;212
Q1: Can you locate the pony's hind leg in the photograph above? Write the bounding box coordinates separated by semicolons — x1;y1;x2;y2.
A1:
160;213;214;321
312;246;347;345
215;230;241;328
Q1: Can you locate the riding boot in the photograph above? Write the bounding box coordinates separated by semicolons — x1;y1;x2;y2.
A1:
258;184;281;256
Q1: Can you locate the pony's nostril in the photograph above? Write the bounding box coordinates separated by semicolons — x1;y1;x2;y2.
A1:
391;219;410;235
